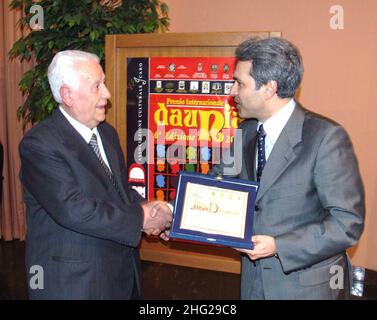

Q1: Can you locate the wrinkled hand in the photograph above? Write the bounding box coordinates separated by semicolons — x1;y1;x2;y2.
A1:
141;201;172;237
235;235;277;260
159;229;170;241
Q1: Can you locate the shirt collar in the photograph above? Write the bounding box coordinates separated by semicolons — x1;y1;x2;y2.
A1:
59;106;98;144
258;99;296;144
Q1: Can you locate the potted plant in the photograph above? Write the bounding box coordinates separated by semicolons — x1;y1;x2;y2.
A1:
9;0;169;125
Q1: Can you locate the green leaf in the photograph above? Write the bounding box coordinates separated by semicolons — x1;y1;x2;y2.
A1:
89;31;96;42
9;0;170;124
19;70;34;91
160;3;169;15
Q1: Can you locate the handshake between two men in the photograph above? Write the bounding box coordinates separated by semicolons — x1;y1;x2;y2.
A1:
141;201;173;241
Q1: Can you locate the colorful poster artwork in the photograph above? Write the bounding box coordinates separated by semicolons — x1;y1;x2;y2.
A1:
126;57;240;201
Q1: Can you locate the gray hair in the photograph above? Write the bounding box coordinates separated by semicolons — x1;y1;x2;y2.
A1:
235;37;303;98
47;50;100;103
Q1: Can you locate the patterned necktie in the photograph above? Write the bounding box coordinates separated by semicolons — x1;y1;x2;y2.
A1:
256;124;266;182
88;133;120;192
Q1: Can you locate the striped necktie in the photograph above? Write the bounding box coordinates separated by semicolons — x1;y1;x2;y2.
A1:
88;133;120;193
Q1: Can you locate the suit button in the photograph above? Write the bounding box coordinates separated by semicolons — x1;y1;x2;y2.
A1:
255;205;260;211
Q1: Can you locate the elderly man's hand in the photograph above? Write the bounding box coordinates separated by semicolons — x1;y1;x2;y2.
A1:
141;201;173;236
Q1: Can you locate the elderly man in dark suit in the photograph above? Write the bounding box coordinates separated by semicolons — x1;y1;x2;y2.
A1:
19;50;172;299
213;37;364;299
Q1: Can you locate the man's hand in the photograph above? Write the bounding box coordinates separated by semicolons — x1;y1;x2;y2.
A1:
235;235;277;260
141;201;172;237
159;229;170;241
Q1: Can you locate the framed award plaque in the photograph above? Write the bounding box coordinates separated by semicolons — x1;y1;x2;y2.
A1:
170;171;259;249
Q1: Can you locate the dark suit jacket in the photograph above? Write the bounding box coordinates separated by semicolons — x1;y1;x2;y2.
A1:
214;104;365;299
19;109;145;299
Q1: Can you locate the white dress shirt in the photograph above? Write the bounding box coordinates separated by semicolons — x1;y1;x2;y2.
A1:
256;99;296;168
59;106;112;170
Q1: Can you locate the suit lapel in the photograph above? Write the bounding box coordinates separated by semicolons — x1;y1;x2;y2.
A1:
98;126;124;186
97;126;122;179
51;109;124;198
236;119;258;180
52;109;104;176
98;125;131;203
244;135;257;180
256;105;306;201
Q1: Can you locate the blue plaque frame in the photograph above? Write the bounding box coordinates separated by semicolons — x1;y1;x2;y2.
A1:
170;171;259;249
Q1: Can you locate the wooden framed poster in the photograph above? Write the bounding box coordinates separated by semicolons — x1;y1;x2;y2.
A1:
105;32;281;274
